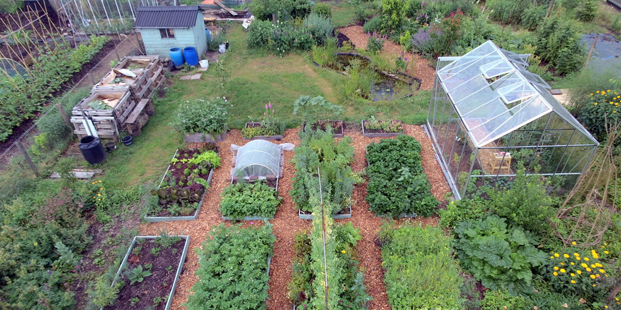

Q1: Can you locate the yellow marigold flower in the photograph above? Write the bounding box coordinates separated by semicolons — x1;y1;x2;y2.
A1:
596;263;603;267
605;251;609;254
614;111;617;113
590;93;594;96
560;269;566;273
553;272;558;276
572;242;577;245
608;90;611;92
585;257;590;261
596;274;601;278
577;270;582;275
554;266;559;270
571;262;575;265
597;91;600;93
594;103;598;105
591;275;596;279
571;273;575;277
611;102;614;104
97;193;101;196
550;256;555;259
341;250;346;254
593;284;597;287
560;262;565;265
574;253;579;256
582;263;588;268
100;188;103;190
591;264;596;268
564;254;569;258
600;269;605;273
576;257;581;260
571;280;576;284
587;268;592;272
555;253;559;257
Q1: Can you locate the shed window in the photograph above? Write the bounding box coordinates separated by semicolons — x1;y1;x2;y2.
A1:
159;29;175;39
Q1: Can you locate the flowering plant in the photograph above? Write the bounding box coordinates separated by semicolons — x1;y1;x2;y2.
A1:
242;102;285;138
395;51;409;73
543;247;610;302
367;31;386;54
171;97;228;136
576;89;621;142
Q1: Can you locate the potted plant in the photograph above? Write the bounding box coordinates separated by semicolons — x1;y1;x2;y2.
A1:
172;97;229;143
242;102;286;140
293;95;345;138
361;116;403;137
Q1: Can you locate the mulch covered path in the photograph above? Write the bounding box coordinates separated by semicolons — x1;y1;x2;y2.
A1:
338;25;437;91
138;124;450;310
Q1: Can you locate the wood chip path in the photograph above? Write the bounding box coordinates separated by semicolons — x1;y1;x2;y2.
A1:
338;25;436;91
138;124;450;310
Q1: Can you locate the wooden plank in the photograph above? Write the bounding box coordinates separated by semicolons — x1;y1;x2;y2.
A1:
214;0;237;16
126;99;150;124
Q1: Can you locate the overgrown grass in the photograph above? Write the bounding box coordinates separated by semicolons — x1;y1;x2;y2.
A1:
328;1;358;28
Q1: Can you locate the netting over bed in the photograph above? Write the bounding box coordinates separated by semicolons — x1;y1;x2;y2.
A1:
232;140;282;178
428;41;599;199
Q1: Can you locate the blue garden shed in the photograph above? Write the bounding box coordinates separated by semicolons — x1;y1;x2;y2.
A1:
135;6;207;58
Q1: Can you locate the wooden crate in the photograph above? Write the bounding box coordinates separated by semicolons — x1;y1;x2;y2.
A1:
72;87;136;128
92;56;162;102
70;116;119;140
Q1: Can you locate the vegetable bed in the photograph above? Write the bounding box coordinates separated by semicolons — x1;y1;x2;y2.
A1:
220;180;282;220
186;224;275;310
380;223;463;309
106;235;190;310
146;145;220;222
365;135;438;217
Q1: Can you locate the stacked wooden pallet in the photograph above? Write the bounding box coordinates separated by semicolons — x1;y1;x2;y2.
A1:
70;56;165;140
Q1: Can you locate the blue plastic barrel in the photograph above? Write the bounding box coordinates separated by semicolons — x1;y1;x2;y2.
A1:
169;48;184;67
205;28;211;42
183;47;199;66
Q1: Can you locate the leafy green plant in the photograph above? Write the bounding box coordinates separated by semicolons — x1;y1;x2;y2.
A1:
480;289;530;309
364;116;402;132
576;89;621;143
130;297;139;306
220;181;282;219
303;13;333;46
150;247;161;257
438;198;488;228
363;16;382;34
380;0;406;33
153;296;164;307
366;135;438;217
367;32;385;54
486;166;555;237
453;215;548;294
127;265;152;285
292;95;343;124
380;222;464;309
171;97;228;136
185;224;275;310
241;103;286;138
154;232;182;249
535;17;585;76
312;3;331;18
576;0;597;22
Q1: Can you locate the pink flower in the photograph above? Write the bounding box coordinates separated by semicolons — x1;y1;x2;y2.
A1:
421;1;425;6
272;110;274;113
269;103;272;108
264;112;266;115
251;221;254;224
265;104;268;110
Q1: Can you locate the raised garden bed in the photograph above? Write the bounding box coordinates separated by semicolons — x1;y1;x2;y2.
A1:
185;224;275;309
184;129;228;143
221;179;282;221
105;235;190;310
361;119;403;138
298;204;352;220
242;122;284;141
302;120;344;138
145;146;219;222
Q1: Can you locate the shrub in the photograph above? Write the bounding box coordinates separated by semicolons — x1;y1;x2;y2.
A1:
366;135;438;217
303;13;333;46
186;224;275;310
208;29;226;51
312;3;331;18
454;215;548;294
292;95;343;123
438;198;488;228
247;20;274;48
486;166;555;237
171;97;228;136
576;0;597;22
380;222;464;309
367;33;385;54
380;0;406;33
220;181;282;219
362;16;382;34
488;0;531;25
535;17;585;76
311;39;338;67
520;5;546;31
576;89;621;143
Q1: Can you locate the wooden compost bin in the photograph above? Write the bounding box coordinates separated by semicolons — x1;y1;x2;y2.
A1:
70;87;135;140
93;56;164;103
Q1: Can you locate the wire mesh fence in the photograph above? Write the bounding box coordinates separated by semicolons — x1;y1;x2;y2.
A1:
0;33;143;203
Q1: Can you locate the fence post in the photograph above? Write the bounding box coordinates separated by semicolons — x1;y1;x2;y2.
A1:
56;102;73;129
89;73;96;85
17;141;39;177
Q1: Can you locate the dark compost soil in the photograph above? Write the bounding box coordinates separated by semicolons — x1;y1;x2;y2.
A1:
105;238;186;310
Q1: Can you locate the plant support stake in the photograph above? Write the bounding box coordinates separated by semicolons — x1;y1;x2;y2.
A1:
318;168;329;310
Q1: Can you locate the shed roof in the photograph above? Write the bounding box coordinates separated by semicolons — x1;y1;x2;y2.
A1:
437;41;598;147
135;6;200;28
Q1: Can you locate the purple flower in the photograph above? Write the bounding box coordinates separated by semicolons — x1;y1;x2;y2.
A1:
264;112;266;115
251;221;254;224
47;270;52;275
265;104;268;110
425;14;428;18
269;103;272;108
404;57;408;61
272;110;274;113
421;1;425;6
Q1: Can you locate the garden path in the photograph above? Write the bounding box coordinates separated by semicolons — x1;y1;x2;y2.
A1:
138;124;450;310
338;25;436;91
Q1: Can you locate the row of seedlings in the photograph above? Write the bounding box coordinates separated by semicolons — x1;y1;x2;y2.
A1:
70;56;165;140
221;140;288;220
146;144;221;221
290;128;357;219
289;173;372;309
185;223;276;309
105;233;190;309
365;135;438;218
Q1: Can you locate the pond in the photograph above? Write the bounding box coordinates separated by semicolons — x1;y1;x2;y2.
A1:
319;53;420;102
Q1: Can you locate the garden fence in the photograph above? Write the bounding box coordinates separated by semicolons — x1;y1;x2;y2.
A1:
0;33;143;203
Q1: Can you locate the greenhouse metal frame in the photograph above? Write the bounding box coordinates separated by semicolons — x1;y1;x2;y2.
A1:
426;41;599;199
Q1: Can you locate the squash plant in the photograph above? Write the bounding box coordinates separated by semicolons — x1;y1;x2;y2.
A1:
365;135;437;217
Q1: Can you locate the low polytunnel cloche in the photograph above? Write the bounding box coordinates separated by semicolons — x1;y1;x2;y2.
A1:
230;140;294;180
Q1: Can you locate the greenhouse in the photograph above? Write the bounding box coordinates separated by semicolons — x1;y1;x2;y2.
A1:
427;41;599;199
230;140;288;181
